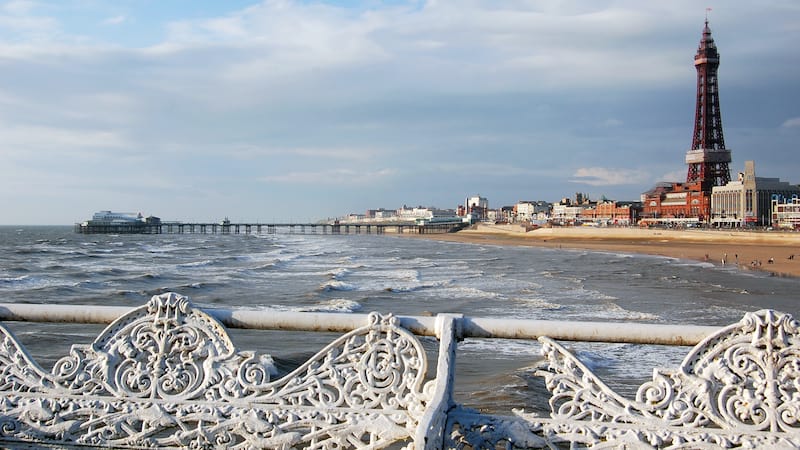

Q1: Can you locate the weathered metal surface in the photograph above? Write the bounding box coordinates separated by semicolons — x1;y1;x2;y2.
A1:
2;294;797;449
0;303;720;345
0;293;440;449
447;309;800;448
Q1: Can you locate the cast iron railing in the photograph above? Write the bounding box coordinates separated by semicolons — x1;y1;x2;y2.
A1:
0;293;796;448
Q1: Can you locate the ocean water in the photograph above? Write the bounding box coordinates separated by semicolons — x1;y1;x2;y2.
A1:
2;225;799;414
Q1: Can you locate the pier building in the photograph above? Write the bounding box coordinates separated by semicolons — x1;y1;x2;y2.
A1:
643;19;731;223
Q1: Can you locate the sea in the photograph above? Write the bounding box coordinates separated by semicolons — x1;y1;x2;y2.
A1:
2;225;799;414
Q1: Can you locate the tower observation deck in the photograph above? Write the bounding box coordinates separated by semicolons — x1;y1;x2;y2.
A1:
685;19;731;191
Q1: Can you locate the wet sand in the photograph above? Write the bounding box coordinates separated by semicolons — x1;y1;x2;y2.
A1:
411;225;800;278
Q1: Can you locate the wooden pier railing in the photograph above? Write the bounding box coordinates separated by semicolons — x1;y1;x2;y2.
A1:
0;293;798;448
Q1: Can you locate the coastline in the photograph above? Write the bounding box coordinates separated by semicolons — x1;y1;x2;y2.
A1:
410;224;800;278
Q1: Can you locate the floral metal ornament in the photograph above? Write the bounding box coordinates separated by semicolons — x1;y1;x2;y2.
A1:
446;310;800;449
0;293;440;449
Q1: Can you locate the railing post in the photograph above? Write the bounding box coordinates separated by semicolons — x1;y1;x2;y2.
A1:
416;313;462;449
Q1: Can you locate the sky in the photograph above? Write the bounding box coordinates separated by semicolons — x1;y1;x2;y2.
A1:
0;0;798;224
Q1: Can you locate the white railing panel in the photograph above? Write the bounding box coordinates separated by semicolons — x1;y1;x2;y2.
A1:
1;294;798;449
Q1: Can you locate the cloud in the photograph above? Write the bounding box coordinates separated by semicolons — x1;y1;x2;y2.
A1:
658;170;687;183
261;168;396;185
226;145;381;162
782;117;800;128
0;0;798;224
571;167;649;186
603;118;623;127
103;15;127;26
0;124;129;154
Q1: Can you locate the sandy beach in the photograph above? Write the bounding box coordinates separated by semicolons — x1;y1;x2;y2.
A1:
412;224;800;278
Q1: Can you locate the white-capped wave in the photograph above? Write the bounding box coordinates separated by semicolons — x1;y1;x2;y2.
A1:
512;296;563;310
297;299;363;313
141;244;184;253
177;260;214;268
592;303;661;321
459;338;540;358
0;275;32;286
320;280;357;292
326;267;351;279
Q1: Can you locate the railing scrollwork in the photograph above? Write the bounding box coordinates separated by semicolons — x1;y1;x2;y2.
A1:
0;294;799;448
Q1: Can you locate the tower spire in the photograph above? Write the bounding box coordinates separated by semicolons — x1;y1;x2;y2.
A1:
685;18;731;191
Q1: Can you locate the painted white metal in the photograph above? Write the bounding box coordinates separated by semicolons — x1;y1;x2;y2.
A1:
1;293;797;449
0;302;719;345
0;293;440;449
447;309;800;448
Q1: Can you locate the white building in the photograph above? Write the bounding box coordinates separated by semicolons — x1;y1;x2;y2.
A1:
465;195;488;211
551;204;584;224
395;206;455;222
711;161;800;227
514;201;551;222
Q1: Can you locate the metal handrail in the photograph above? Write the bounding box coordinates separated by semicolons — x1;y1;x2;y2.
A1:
0;303;719;346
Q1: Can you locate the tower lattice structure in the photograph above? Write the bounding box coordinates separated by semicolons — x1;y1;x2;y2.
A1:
685;20;731;192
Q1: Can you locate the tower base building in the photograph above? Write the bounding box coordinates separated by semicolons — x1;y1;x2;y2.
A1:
711;161;800;227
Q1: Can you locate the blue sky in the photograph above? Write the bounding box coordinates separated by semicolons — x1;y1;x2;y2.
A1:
1;0;798;224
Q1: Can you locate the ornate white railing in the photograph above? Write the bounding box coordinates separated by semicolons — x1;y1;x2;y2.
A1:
0;293;797;449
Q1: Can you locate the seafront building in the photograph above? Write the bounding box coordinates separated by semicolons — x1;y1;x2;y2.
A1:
710;161;800;227
642;20;731;224
514;201;551;223
580;201;641;226
772;198;800;229
461;195;489;222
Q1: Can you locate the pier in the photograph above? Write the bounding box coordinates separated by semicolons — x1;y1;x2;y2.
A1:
0;292;798;448
75;221;467;235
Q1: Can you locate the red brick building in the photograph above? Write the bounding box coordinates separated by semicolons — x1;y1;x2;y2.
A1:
580;201;641;225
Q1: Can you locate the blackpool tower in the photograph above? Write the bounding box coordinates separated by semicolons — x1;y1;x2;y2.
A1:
684;19;731;191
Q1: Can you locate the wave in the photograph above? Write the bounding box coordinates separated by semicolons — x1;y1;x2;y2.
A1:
594;302;661;321
177;260;215;268
574;349;616;372
132;272;162;280
297;299;363;313
326;267;351;279
512;296;563;311
459;338;540;358
319;280;357;292
0;275;33;286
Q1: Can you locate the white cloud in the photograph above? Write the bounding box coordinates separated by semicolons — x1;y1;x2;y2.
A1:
571;167;649;186
103;15;127;26
228;145;379;161
261;168;396;185
782;117;800;128
658;170;687;183
0;125;129;153
2;0;36;16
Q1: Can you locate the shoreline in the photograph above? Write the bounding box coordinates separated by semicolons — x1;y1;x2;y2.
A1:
408;225;800;278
